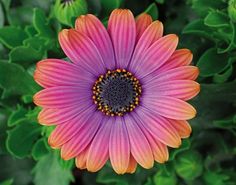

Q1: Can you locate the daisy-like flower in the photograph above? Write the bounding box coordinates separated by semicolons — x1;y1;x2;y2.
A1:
33;9;200;174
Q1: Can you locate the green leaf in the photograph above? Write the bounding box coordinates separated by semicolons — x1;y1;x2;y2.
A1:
174;150;203;180
32;153;74;185
144;3;158;20
0;179;13;185
0;27;28;49
183;19;214;40
7;106;28;127
32;138;50;160
9;45;45;68
192;0;226;17
6;120;41;158
21;0;53;12
218;21;236;53
101;0;121;15
169;139;191;160
0;3;4;28
213;115;236;133
33;8;55;38
204;11;229;28
153;166;177;185
155;0;165;4
8;6;33;27
213;64;233;83
197;48;230;77
203;171;230;185
0;61;40;98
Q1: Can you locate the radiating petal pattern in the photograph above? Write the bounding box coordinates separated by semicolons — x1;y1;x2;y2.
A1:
144;80;200;101
61;111;103;160
34;59;95;88
132;34;178;78
108;9;136;69
48;107;95;148
109;117;130;174
124;115;154;168
86;117;113;172
129;20;163;70
134;107;181;148
143;96;197;120
75;14;116;69
33;9;199;174
135;13;153;41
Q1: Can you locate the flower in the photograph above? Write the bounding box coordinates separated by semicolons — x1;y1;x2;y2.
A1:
33;9;200;174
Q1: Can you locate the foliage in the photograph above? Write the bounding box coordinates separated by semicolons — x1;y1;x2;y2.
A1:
0;0;235;185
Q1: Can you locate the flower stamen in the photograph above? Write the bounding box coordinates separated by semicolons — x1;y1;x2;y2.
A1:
92;69;142;116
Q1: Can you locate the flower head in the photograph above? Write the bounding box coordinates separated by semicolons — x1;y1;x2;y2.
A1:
34;9;200;174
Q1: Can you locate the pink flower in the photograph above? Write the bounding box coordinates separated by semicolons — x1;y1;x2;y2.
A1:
33;9;200;174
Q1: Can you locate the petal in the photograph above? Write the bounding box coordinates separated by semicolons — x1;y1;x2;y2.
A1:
132;114;169;162
144;80;200;101
58;29;79;63
129;21;163;71
157;49;193;73
126;154;137;173
48;107;95;148
61;111;103;160
38;105;91;125
135;13;153;41
142;96;197;120
68;29;106;75
86;117;113;172
109;117;130;174
134;107;181;148
143;66;199;85
133;34;179;78
108;9;136;69
75;147;89;170
33;86;92;108
75;14;116;69
34;59;95;88
124;114;154;169
168;119;192;138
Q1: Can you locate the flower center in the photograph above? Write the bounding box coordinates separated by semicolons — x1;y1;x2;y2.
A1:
92;69;142;116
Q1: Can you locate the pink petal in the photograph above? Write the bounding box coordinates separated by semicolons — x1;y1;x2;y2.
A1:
68;29;106;75
168;119;192;138
135;13;153;41
48;107;95;148
75;147;89;169
58;29;79;63
38;104;91;125
33;86;92;108
34;59;95;88
109;117;130;174
132;34;178;78
86;117;113;172
134;107;181;148
75;14;115;69
143;66;199;85
61;111;103;160
129;20;163;71
142;96;197;120
132;114;169;162
124;115;154;169
126;154;137;173
144;80;200;101
157;49;193;73
108;9;136;69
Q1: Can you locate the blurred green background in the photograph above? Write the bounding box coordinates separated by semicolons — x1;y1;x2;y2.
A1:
0;0;236;184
